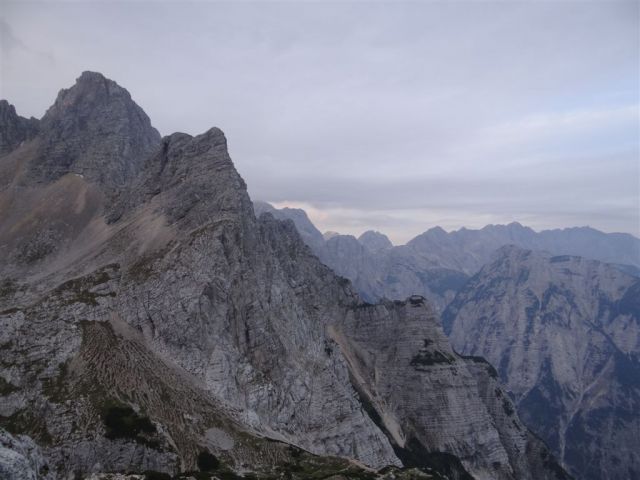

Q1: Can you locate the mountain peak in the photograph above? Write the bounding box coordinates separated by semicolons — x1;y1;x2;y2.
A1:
43;71;137;125
358;230;393;252
73;70;113;90
427;226;448;236
77;70;109;82
28;72;161;188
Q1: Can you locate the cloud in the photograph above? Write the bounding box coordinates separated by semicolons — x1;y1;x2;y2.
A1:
0;17;54;65
0;1;637;241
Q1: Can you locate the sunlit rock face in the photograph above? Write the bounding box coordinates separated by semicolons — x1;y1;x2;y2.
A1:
0;73;567;479
443;245;640;480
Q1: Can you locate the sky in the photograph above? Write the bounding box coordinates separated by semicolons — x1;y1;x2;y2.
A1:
1;0;638;244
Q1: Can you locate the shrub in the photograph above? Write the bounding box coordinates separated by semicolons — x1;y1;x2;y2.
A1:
102;404;155;440
197;450;220;472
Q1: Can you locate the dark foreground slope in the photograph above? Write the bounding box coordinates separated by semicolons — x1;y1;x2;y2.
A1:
443;246;640;480
0;73;567;479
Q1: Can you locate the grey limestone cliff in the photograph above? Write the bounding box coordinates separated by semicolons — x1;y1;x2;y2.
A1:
0;73;568;479
443;246;640;480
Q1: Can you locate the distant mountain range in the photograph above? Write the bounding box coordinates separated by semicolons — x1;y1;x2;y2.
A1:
444;247;640;480
254;201;639;310
255;201;640;479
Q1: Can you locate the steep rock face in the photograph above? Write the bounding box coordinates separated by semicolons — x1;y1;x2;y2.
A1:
253;201;325;251
332;296;570;480
0;100;39;157
0;429;50;480
1;73;568;479
443;246;640;480
27;71;160;188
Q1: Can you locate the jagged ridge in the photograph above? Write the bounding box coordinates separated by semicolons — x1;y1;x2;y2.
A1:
0;73;568;480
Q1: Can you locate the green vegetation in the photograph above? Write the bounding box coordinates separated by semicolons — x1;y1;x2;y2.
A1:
0;278;27;308
127;246;172;282
410;339;456;368
0;408;53;444
502;398;515;416
127;254;157;282
410;350;455;367
17;239;55;264
0;279;18;298
0;376;18;395
102;401;158;448
197;451;220;471
55;266;118;306
393;438;473;480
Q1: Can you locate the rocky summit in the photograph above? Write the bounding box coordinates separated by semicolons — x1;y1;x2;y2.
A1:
0;73;569;479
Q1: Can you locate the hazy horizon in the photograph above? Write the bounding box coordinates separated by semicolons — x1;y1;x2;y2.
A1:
261;199;639;246
1;1;638;243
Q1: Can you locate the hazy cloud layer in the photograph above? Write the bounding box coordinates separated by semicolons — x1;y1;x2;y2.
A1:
1;1;638;243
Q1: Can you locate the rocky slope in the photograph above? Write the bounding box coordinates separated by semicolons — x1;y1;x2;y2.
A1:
0;72;568;479
442;246;640;480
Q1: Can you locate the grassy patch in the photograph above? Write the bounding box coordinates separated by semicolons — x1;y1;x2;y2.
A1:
410;350;455;367
127;246;172;282
54;266;118;306
502;398;515;416
0;409;53;445
197;450;220;472
101;400;160;449
0;376;18;395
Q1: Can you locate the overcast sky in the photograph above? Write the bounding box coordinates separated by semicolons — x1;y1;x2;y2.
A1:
1;1;638;243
